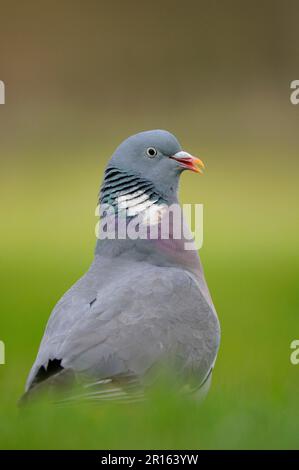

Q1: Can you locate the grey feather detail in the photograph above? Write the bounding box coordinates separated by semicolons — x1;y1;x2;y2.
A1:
25;260;220;397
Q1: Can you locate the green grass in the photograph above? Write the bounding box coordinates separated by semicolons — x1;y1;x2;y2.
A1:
0;154;299;449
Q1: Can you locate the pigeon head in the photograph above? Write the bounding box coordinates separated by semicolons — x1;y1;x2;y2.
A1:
101;130;204;207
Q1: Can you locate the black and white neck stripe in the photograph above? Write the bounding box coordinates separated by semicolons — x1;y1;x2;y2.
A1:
99;167;166;217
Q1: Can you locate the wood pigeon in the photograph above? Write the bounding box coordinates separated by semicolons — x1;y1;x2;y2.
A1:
21;130;220;404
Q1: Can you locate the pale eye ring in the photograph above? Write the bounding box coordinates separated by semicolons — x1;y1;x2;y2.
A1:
146;147;158;158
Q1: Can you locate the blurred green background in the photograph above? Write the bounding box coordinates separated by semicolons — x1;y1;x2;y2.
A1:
0;0;299;449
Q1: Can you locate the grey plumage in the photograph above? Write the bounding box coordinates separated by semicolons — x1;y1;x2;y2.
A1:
22;130;220;404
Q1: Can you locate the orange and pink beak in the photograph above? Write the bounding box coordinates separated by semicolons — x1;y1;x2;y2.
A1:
170;151;205;174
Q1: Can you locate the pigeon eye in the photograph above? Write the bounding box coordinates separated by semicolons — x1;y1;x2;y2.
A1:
146;147;158;158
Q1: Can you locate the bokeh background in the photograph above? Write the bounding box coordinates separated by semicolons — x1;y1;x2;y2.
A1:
0;0;299;449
